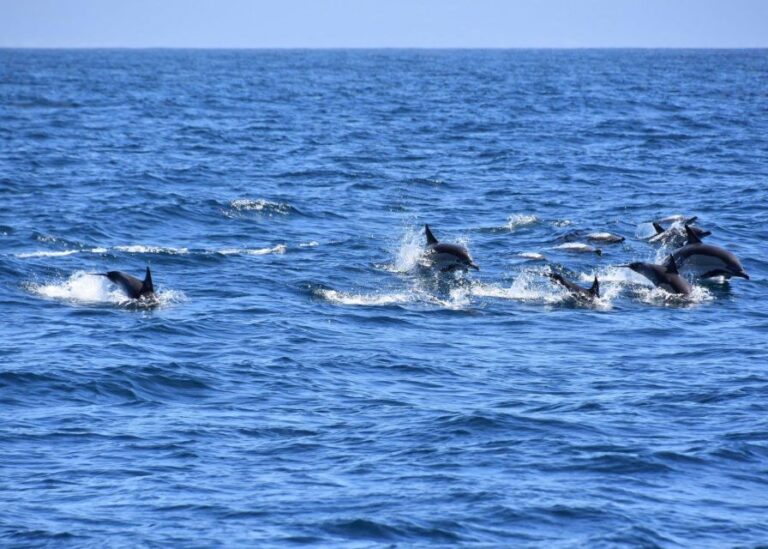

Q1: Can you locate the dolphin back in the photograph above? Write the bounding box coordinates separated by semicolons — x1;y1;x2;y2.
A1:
105;267;155;299
424;225;439;246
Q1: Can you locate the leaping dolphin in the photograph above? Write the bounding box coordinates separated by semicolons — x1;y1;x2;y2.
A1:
101;267;156;300
424;225;479;271
648;217;711;247
548;272;600;301
664;226;749;280
625;257;692;295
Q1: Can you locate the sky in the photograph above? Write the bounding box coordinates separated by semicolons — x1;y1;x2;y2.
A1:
1;0;767;49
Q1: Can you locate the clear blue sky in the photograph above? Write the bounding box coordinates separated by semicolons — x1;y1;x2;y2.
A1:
1;0;766;48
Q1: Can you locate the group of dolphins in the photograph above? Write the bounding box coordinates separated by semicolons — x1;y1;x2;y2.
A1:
422;218;749;303
99;216;749;305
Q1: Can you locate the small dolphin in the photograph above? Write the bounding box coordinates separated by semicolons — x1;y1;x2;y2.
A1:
548;272;600;301
586;232;625;244
664;226;749;280
648;218;711;247
101;267;157;300
657;214;696;225
424;225;479;271
625;257;692;295
554;242;603;255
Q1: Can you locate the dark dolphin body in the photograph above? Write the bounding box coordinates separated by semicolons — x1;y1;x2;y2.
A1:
664;226;749;280
424;225;479;271
548;272;600;301
102;267;156;300
648;217;711;247
626;257;692;295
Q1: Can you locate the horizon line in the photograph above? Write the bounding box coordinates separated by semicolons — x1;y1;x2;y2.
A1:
2;46;767;51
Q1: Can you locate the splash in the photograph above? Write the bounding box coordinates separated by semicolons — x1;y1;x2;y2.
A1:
633;284;713;307
228;198;295;216
470;270;566;305
315;288;413;307
506;214;539;230
392;225;428;273
27;271;185;308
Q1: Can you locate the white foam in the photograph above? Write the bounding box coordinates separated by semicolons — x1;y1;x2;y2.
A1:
634;284;713;306
470;271;566;305
229;198;293;215
28;272;125;304
16;247;109;258
392;226;428;272
218;244;286;256
114;245;189;255
28;271;186;308
507;214;539;230
316;288;413;307
299;241;319;248
17;250;80;258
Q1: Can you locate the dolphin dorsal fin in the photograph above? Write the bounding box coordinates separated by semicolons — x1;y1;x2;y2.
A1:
589;276;600;298
684;224;702;245
142;267;154;294
652;222;665;234
425;225;438;246
666;256;680;275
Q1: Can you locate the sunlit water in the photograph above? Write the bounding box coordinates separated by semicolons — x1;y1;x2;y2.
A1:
1;49;767;547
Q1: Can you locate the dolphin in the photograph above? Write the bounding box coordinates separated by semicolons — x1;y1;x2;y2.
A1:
586;232;625;244
101;267;157;300
424;225;479;271
548;272;600;301
664;226;749;280
648;218;711;247
626;257;692;295
554;242;603;255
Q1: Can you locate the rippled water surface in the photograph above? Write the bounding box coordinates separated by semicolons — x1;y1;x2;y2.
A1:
2;49;768;547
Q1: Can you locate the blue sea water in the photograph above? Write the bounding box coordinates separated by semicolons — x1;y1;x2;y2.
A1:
1;49;767;547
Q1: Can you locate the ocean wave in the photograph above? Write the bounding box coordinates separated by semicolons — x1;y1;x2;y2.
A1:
15;247;108;258
227;198;298;217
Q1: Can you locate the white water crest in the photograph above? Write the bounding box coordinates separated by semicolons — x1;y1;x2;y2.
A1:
114;245;189;255
17;250;80;258
228;198;294;216
16;247;108;259
217;244;286;256
507;214;539;230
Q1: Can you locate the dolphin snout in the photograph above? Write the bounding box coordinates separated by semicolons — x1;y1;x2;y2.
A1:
736;271;750;280
469;263;480;271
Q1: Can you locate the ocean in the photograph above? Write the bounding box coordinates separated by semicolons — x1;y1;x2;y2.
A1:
1;49;767;547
